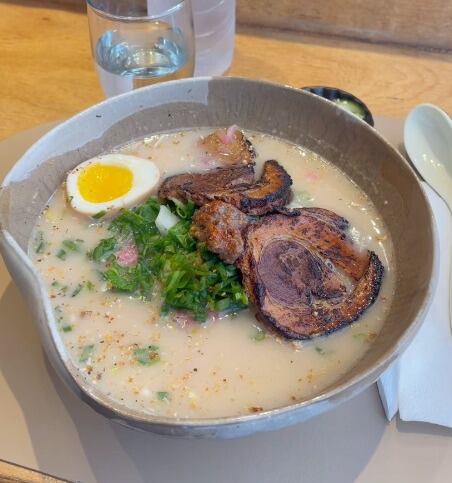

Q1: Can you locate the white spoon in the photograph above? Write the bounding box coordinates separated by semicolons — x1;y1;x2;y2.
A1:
404;103;452;328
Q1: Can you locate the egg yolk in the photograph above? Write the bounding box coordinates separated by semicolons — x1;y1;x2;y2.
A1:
77;163;133;203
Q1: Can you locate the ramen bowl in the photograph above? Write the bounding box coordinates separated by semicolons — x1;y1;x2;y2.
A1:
0;77;436;438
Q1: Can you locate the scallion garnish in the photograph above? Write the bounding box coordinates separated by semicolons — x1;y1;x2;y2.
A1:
90;237;116;262
134;345;160;366
71;283;83;297
85;280;95;291
34;231;47;254
92;210;107;219
252;327;266;341
89;197;248;321
315;346;333;356
79;344;95;362
156;391;170;401
62;239;83;252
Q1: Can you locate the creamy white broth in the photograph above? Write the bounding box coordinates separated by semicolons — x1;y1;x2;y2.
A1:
29;129;394;418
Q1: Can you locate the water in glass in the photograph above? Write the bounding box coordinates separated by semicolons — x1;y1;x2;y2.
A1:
95;22;193;96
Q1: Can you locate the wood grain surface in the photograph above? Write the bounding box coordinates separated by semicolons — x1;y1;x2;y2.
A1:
237;0;452;50
0;1;451;141
7;0;452;50
0;459;70;482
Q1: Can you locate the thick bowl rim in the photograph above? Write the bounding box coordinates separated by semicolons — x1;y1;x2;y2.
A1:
0;76;438;429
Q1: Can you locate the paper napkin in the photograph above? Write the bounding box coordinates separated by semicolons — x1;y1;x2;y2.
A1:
378;183;452;427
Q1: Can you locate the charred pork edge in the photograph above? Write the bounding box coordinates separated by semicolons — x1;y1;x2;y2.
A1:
236;160;293;213
252;252;384;340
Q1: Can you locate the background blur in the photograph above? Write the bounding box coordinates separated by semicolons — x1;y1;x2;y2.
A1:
1;0;451;141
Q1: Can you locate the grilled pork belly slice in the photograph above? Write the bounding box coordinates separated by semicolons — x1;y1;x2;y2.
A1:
191;201;249;264
158;164;255;204
191;201;384;338
238;210;384;339
159;160;292;216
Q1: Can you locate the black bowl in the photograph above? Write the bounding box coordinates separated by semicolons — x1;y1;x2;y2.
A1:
301;86;374;127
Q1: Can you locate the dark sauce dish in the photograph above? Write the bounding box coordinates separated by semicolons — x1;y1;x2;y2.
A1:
301;86;374;127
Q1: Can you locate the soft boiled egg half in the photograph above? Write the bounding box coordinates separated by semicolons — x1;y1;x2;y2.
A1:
66;154;160;217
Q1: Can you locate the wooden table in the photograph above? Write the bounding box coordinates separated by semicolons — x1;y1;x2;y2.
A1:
1;1;452;141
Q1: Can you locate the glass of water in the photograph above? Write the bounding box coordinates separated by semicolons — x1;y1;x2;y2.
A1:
87;0;195;97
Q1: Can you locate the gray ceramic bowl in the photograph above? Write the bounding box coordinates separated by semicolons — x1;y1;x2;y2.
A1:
0;77;436;438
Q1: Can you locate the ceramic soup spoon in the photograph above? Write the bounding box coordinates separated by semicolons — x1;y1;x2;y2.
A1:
404;103;452;328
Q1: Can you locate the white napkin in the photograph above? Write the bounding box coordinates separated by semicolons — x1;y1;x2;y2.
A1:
377;182;452;426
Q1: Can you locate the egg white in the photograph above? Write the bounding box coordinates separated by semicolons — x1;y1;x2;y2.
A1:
66;154;160;217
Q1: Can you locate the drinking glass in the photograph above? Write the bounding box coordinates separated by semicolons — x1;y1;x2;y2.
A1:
87;0;195;97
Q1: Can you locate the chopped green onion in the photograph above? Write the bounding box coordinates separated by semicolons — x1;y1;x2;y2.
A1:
79;344;95;362
34;231;46;254
62;239;83;252
62;325;73;332
134;345;160;366
315;346;332;356
54;305;64;323
36;242;45;254
71;283;83;297
90;237;116;262
169;198;196;219
156;391;170;401
216;298;233;312
89;198;248;321
252;327;266;341
92;210;107;219
85;280;95;291
57;240;84;260
103;261;153;294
